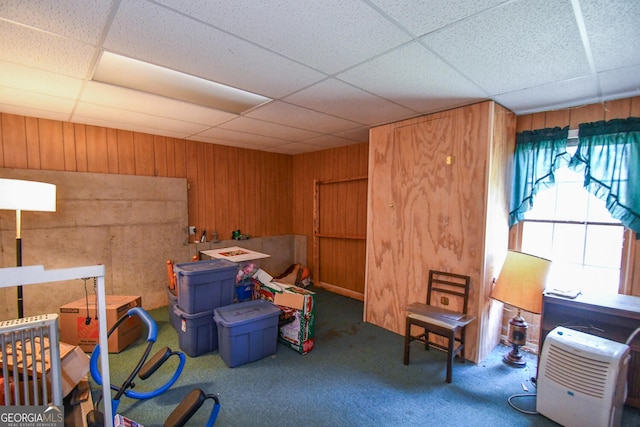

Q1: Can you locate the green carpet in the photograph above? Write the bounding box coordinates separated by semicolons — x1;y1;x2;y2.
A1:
91;288;640;426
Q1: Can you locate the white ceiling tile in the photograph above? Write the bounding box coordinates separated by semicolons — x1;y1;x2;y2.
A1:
580;0;640;72
104;0;325;99
0;103;71;123
245;102;361;134
0;0;114;44
370;0;507;37
303;134;358;148
71;114;196;140
186;135;260;150
0;61;84;98
155;0;412;74
80;82;238;126
493;76;600;114
421;0;591;94
73;102;210;136
284;79;416;125
333;126;371;143
339;42;487;113
0;86;76;117
598;65;640;100
196;126;290;146
219;117;321;141
263;142;325;155
0;21;96;78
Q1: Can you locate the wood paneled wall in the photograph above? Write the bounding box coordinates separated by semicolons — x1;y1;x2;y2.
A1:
292;143;369;295
515;96;640;296
0;113;292;242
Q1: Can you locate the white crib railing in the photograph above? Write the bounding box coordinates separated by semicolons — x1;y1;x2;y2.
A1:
0;265;112;426
0;313;62;406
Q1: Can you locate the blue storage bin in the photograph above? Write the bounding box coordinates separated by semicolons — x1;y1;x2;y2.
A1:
174;259;237;314
235;278;254;302
174;305;218;357
214;299;281;368
167;287;180;331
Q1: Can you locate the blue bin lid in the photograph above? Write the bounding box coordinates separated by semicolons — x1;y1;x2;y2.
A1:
174;258;237;274
173;304;215;319
214;299;281;327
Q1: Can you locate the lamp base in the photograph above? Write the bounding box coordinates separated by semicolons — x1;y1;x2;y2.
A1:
502;312;528;368
502;345;527;368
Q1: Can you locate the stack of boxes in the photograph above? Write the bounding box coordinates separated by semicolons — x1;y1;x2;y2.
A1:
169;254;315;367
171;259;237;357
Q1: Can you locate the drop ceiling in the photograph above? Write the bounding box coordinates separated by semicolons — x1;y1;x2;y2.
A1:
1;0;639;155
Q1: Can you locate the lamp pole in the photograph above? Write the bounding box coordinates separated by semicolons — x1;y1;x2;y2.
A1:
16;208;24;318
0;178;56;319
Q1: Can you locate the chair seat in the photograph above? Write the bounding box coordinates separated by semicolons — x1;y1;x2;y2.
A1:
406;303;475;329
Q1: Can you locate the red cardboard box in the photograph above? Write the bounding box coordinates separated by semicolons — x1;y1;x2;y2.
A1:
59;295;142;353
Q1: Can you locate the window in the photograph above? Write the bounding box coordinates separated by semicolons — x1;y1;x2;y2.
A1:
520;148;625;295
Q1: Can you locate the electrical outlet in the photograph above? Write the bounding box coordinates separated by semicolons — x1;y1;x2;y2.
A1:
188;226;196;235
440;296;449;305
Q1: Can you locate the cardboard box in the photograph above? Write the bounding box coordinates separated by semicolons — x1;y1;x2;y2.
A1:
60;295;142;353
255;277;315;316
279;308;315;354
254;270;315;354
0;338;90;402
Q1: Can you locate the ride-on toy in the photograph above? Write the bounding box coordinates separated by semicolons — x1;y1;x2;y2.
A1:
87;307;220;426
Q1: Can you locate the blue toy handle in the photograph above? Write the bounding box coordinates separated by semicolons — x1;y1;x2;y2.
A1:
207;402;221;427
90;307;158;385
129;306;158;343
89;307;181;398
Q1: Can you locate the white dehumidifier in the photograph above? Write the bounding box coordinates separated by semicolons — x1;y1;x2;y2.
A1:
537;326;630;427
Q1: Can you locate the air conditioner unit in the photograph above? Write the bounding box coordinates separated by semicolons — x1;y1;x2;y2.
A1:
537;326;630;427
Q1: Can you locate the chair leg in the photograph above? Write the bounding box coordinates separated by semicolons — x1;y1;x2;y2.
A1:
446;332;455;383
459;327;466;363
403;318;411;365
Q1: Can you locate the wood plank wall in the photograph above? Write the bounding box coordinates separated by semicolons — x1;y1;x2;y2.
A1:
292;143;369;296
0;113;292;242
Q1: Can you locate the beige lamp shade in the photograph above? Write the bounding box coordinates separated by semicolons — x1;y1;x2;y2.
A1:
491;250;552;314
0;178;56;212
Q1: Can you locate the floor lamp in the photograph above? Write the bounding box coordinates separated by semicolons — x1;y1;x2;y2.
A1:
0;178;56;318
491;250;552;368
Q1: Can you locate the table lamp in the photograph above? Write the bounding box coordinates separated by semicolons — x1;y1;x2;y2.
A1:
491;250;552;368
0;178;56;318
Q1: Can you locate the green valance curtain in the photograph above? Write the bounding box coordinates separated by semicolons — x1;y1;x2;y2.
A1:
508;126;570;227
569;117;640;233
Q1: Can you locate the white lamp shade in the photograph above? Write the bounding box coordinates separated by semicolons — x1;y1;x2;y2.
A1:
491;250;552;314
0;178;56;212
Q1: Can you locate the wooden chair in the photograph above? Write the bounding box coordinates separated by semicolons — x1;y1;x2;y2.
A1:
403;270;475;383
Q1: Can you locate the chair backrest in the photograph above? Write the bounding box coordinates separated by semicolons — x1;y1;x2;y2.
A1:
426;270;471;315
